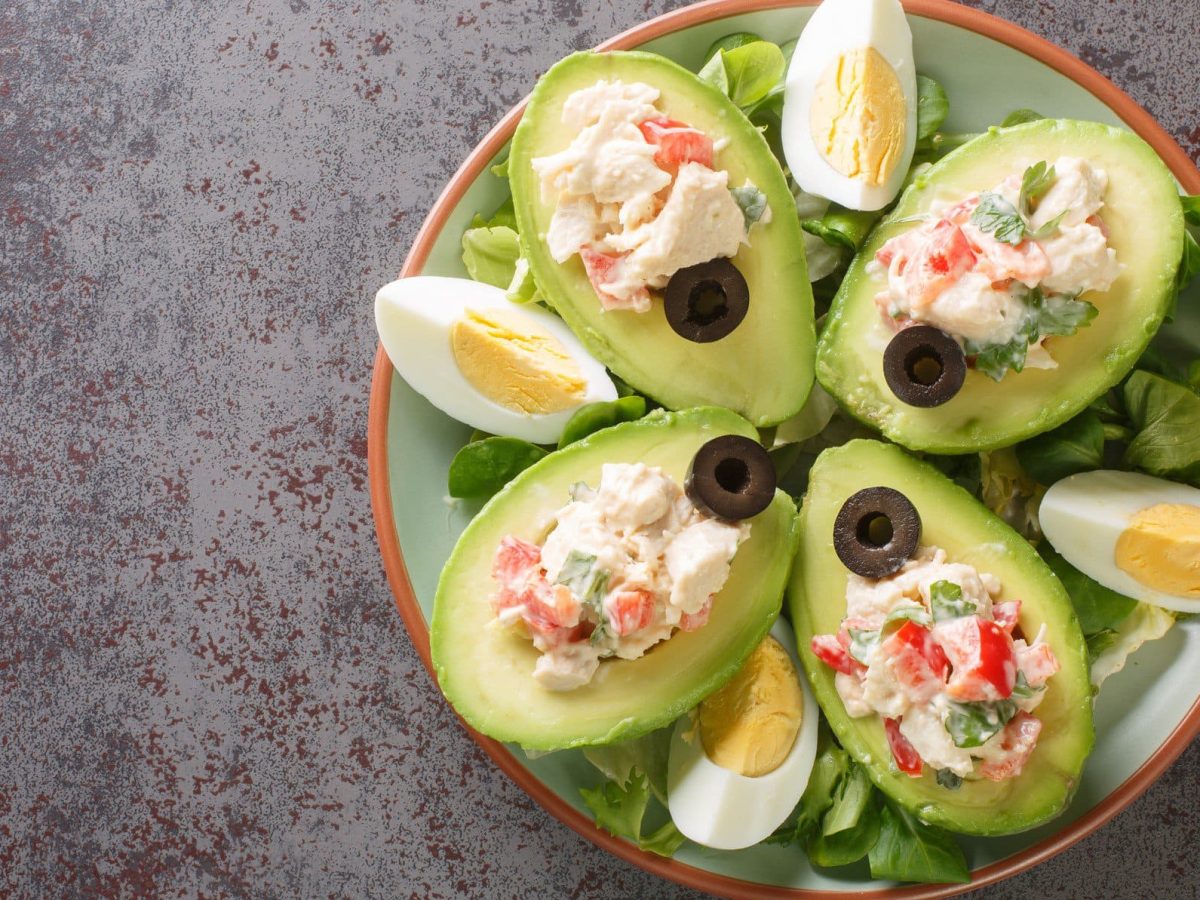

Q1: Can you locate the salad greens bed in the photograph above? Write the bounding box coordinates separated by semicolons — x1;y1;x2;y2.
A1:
442;30;1200;886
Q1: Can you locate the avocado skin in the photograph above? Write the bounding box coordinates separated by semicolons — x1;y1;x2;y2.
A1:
818;119;1184;453
509;50;815;427
432;407;800;750
788;440;1094;835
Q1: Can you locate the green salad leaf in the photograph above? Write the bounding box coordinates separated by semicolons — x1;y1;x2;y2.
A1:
1089;602;1176;689
1122;370;1200;485
558;396;648;449
699;40;785;111
915;75;949;143
461;224;521;288
579;771;684;857
583;727;673;805
1182;194;1200;227
821;762;876;837
808;802;881;869
1040;545;1137;636
447;436;547;500
868;802;970;884
767;725;849;845
1016;409;1105;485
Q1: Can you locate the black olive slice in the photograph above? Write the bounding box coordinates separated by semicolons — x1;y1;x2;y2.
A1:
663;259;749;343
833;486;921;579
685;435;775;520
882;325;967;408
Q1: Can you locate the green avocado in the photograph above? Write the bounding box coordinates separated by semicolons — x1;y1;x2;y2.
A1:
509;51;815;427
818;119;1183;453
432;407;799;750
788;440;1093;835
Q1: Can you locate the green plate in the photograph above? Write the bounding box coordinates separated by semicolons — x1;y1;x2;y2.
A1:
371;2;1200;894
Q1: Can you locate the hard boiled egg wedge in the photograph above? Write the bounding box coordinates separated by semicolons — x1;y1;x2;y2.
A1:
781;0;917;211
667;617;818;850
375;276;616;444
1041;470;1200;614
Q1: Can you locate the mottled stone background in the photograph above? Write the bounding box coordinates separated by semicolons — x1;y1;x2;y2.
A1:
1;0;1197;897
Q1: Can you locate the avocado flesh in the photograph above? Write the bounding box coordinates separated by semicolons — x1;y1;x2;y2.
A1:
818;119;1183;453
788;440;1094;835
509;50;815;427
432;407;800;750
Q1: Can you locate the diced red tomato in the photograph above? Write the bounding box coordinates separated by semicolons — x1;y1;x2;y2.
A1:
810;633;863;676
1015;640;1060;688
978;712;1042;782
993;600;1021;634
579;246;650;312
609;589;655;636
882;621;949;701
902;220;977;310
937;616;1017;702
941;193;982;226
637;116;713;172
490;536;584;642
1087;214;1109;239
679;597;712;633
884;717;923;776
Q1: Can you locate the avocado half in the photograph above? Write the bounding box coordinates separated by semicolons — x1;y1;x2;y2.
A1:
788;440;1094;835
509;50;815;427
818;119;1184;453
432;407;800;750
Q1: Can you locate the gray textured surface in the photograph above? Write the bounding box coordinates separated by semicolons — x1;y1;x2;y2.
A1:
1;0;1198;897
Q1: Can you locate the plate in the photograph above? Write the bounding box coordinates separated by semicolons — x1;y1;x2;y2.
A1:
368;1;1200;895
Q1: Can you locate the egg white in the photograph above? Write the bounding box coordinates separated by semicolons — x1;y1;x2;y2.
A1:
1041;469;1200;614
666;617;819;850
375;276;617;444
781;0;918;211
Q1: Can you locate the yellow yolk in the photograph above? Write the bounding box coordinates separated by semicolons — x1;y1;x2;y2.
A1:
1114;503;1200;599
809;46;907;186
450;307;587;415
698;636;804;777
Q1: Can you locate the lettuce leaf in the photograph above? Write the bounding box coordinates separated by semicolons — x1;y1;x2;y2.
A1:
868;802;970;884
582;726;672;805
1089;602;1176;690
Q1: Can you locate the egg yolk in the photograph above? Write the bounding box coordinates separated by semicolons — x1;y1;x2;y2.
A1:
809;46;907;186
698;636;803;778
1114;503;1200;600
450;307;587;415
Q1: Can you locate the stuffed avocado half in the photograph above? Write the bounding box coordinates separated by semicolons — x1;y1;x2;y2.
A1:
509;50;816;427
432;407;800;750
789;440;1094;836
817;119;1184;453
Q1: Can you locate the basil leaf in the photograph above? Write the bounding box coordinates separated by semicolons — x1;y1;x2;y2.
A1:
1011;670;1042;700
848;628;880;665
868;802;970;884
447;436;547;500
1002;108;1045;127
731;183;769;229
1041;545;1138;636
945;699;1017;748
1015;409;1104;485
885;605;934;629
935;768;963;790
808;800;881;868
1019;160;1056;217
555;549;609;610
702;31;763;64
970;192;1026;245
916;75;949;142
930;580;977;622
1182;194;1200;227
1122;370;1200;486
461;224;521;288
558;396;648;449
